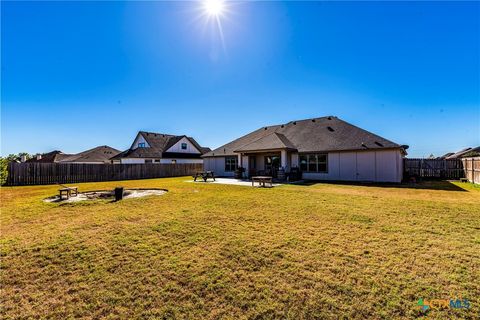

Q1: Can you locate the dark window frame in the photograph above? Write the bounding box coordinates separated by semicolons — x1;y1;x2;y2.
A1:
181;143;187;150
138;142;146;148
299;153;328;173
225;156;238;172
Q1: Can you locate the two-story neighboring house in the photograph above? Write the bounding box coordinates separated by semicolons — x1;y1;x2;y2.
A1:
111;131;210;164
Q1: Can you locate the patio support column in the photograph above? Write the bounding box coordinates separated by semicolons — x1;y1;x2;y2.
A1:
281;150;288;170
238;153;245;178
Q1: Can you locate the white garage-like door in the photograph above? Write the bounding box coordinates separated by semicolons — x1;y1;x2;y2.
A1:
338;152;357;181
356;152;376;181
302;150;402;183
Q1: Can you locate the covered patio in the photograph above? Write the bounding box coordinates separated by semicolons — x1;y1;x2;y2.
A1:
234;132;299;178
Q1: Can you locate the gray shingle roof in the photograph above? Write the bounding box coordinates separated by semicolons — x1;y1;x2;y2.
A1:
111;131;209;159
203;116;404;157
234;133;297;152
445;146;480;159
438;152;454;159
58;146;120;163
26;150;72;163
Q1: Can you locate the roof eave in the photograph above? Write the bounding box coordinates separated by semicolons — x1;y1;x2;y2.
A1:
297;146;405;153
204;146;405;157
232;147;298;153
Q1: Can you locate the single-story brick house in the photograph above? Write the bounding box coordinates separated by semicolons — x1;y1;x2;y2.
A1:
111;131;210;164
202;116;408;183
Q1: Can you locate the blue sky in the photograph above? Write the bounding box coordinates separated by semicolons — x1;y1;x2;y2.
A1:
2;1;479;157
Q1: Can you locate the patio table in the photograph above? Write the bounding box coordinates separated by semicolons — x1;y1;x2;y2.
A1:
251;176;273;188
193;171;216;182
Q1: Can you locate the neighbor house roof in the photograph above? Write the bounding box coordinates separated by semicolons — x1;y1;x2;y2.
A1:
438;152;454;159
111;131;209;159
203;116;406;157
26;150;72;163
445;146;480;159
58;146;120;163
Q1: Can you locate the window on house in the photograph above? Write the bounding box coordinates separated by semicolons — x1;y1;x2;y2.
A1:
299;155;308;172
225;156;237;172
138;142;146;148
299;153;328;173
181;143;187;150
171;160;177;164
145;159;153;163
317;154;327;172
308;154;317;172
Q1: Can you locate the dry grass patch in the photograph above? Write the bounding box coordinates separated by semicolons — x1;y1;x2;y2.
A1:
1;178;479;319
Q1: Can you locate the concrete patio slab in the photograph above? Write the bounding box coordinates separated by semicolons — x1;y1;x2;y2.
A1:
187;177;283;187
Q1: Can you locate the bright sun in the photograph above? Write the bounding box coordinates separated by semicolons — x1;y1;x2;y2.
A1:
203;0;225;17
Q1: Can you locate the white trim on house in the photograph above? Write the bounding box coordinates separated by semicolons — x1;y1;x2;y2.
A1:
130;133;151;150
119;158;203;164
165;137;201;154
120;158;146;164
160;158;203;164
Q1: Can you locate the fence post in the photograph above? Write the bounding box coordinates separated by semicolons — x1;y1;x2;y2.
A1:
420;159;424;178
473;158;475;183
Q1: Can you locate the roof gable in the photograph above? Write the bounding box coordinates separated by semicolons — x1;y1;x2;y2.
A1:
164;136;202;154
139;131;175;151
234;133;296;152
130;133;151;149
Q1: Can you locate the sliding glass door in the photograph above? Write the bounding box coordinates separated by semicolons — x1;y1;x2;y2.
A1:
264;155;281;177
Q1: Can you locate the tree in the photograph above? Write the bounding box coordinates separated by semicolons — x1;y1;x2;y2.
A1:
6;154;19;162
18;152;32;161
0;153;32;185
0;157;8;185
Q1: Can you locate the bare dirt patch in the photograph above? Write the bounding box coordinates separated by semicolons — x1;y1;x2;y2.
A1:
43;188;167;203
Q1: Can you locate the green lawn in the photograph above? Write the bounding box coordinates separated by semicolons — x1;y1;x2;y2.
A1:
1;178;479;319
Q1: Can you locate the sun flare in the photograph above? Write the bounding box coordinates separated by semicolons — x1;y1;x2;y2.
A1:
203;0;225;17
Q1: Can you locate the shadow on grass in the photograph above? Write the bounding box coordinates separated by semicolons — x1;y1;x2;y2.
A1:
290;180;469;192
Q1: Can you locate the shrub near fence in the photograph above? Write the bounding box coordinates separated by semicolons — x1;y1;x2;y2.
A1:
6;163;204;186
403;158;464;180
461;157;480;184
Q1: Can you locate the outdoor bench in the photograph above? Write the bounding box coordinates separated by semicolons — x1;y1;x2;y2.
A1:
59;186;78;200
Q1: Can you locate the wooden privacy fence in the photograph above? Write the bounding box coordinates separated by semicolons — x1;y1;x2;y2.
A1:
6;163;204;186
403;158;464;180
461;157;480;184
